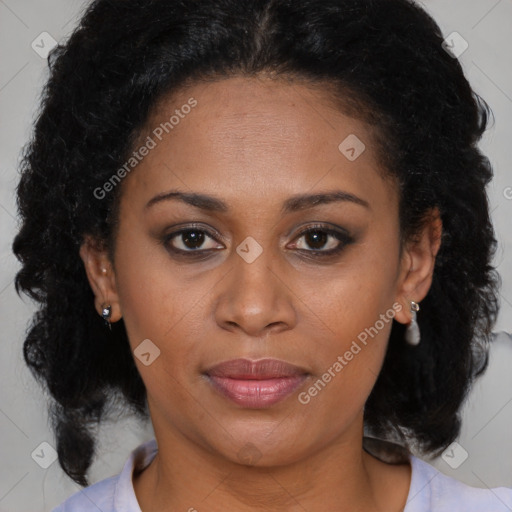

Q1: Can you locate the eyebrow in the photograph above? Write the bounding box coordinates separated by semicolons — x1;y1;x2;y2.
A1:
145;189;370;214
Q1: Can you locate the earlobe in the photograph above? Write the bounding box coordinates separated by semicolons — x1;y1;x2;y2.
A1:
79;236;122;323
394;208;442;326
404;300;421;345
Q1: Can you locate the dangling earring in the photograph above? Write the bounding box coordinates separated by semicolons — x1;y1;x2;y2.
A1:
405;301;420;346
101;303;112;331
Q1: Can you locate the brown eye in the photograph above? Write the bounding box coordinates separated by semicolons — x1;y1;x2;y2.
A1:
298;229;331;251
164;226;223;254
292;224;354;256
173;229;207;250
162;223;353;260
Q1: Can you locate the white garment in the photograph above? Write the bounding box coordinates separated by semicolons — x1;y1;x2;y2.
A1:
52;438;512;511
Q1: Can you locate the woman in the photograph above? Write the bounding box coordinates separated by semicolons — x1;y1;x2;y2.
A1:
12;0;512;510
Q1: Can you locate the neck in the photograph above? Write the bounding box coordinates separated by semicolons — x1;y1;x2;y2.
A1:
133;424;411;511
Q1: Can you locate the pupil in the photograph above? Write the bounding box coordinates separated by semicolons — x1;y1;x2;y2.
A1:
183;230;204;249
307;230;327;249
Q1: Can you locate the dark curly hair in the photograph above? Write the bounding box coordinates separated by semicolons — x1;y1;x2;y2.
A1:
12;0;500;487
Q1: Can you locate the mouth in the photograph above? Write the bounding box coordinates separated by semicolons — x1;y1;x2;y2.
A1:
204;358;310;408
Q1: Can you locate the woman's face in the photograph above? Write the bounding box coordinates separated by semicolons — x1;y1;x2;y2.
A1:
83;76;438;466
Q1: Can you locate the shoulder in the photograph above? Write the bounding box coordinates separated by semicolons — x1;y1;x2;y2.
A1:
51;438;158;512
405;454;512;512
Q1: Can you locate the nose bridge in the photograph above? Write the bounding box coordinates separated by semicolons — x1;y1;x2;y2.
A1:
231;206;281;281
233;233;281;303
215;234;296;335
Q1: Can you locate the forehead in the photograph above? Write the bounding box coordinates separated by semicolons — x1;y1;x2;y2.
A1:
122;76;398;214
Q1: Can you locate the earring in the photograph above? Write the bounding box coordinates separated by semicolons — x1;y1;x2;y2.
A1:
101;303;112;331
405;301;420;346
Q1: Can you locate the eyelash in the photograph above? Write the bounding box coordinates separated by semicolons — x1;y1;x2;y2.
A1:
162;223;354;259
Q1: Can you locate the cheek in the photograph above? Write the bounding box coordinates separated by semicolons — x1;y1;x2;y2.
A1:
113;227;204;371
302;240;399;348
296;310;392;439
297;238;400;407
115;252;208;425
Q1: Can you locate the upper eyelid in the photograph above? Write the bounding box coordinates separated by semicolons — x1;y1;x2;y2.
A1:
167;223;346;238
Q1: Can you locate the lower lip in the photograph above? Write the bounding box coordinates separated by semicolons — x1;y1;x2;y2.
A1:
206;375;308;408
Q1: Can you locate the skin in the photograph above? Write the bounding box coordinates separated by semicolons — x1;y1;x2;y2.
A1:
80;75;442;511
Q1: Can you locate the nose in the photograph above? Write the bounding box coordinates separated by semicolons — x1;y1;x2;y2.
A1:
214;246;298;338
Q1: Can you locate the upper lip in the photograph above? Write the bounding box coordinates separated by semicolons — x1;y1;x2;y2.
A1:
205;358;308;379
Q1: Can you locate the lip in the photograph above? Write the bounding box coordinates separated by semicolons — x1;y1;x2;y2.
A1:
204;358;309;408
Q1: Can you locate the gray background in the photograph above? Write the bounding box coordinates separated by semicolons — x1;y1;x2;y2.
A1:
1;0;511;510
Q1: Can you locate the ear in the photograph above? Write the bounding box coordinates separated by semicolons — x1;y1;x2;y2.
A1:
79;235;122;323
394;207;442;325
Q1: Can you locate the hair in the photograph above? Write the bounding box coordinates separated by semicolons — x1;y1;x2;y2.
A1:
12;0;500;487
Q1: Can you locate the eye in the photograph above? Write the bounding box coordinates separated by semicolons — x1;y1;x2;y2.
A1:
290;224;353;256
162;223;354;259
164;226;223;254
